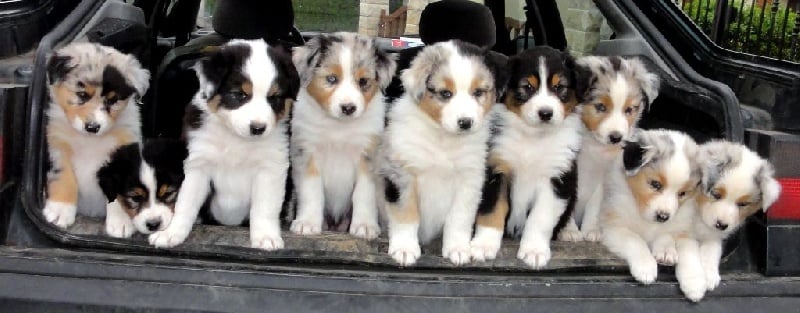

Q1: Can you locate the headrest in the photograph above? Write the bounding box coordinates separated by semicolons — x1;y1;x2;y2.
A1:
212;0;294;41
418;0;496;48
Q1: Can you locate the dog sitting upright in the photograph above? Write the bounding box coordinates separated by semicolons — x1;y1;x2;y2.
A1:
377;40;507;266
44;42;149;228
689;141;780;293
558;56;660;242
471;46;587;268
148;39;300;250
97;138;188;238
289;32;396;239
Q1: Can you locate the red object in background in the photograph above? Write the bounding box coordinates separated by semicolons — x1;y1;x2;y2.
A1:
768;178;800;220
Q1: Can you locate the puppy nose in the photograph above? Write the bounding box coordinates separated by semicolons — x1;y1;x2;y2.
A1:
608;131;623;144
341;103;356;116
249;122;267;135
538;108;553;121
145;219;162;231
655;211;670;223
457;118;473;130
84;122;101;133
715;221;729;231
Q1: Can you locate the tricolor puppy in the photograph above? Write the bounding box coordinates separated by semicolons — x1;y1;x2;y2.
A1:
471;46;587;269
377;40;507;266
43;42;149;228
599;129;699;288
289;32;396;239
148;39;300;250
689;141;780;292
559;56;660;242
97;139;188;238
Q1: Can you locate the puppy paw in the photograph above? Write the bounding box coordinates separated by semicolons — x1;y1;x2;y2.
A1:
148;225;191;248
679;273;707;302
517;242;551;270
582;228;603;242
653;246;679;266
629;257;658;285
705;270;721;291
251;233;285;251
43;201;77;229
388;240;421;267
557;228;584;242
443;245;472;266
290;219;322;235
349;222;380;240
470;239;501;263
105;214;135;239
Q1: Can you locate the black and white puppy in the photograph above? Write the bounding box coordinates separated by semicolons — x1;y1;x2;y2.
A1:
689;141;780;293
560;56;660;242
471;46;587;269
44;42;149;229
289;32;396;239
97;138;188;238
377;40;507;266
148;39;300;250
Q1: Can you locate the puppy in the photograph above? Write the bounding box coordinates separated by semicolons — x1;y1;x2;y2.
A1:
689;141;780;293
148;39;300;250
559;56;660;242
43;42;149;228
289;32;396;239
599;129;699;288
97;138;188;238
376;40;507;266
471;46;586;269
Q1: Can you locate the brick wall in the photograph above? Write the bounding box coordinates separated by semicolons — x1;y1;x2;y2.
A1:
556;0;611;56
358;0;390;36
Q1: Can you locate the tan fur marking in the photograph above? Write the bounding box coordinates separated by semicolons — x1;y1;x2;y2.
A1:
503;90;524;116
356;67;380;107
526;76;539;90
117;195;138;218
306;156;319;177
158;184;171;198
487;153;513;175
581;95;613;132
241;81;253;97
419;91;443;124
53;85;103;127
737;194;760;220
207;95;222;113
475;174;509;230
471;77;493;116
46;140;78;204
626;167;664;214
306;64;342;111
389;179;419;224
623;96;639;126
551;74;578;114
109;128;136;145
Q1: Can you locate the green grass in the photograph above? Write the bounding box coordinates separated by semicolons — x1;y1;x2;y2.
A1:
293;0;359;32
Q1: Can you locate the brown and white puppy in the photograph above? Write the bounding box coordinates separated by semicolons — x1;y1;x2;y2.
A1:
471;46;587;269
559;56;660;242
97;138;188;237
289;32;396;239
599;129;699;289
689;141;780;293
44;42;149;229
377;40;507;266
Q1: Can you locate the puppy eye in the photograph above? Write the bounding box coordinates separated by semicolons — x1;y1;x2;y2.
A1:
594;103;607;113
678;191;687;198
555;84;566;93
625;105;639;115
709;190;723;200
127;194;146;203
649;180;663;192
358;77;369;88
76;91;91;103
104;96;118;105
521;82;534;92
228;90;247;101
326;75;338;85
736;201;750;208
439;90;453;100
473;88;486;98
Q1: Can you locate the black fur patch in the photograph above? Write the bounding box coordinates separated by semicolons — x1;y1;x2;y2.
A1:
384;177;400;204
102;65;137;101
550;160;578;240
609;56;622;72
97;143;142;203
505;46;575;104
142;138;189;202
46;55;73;84
623;141;647;173
477;166;504;216
201;43;253;110
184;104;205;130
266;45;301;117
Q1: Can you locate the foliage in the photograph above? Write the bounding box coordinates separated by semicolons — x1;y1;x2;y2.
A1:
293;0;359;32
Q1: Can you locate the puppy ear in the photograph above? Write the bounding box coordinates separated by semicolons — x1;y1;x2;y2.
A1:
125;56;151;97
622;130;653;176
626;58;660;106
373;41;397;90
484;51;509;102
758;164;781;212
46;53;73;84
567;56;594;103
97;143;139;203
401;45;446;101
292;35;328;85
268;45;301;101
196;45;236;97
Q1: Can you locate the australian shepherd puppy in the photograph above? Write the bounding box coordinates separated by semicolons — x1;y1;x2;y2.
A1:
558;56;660;242
470;46;587;269
288;32;396;239
97;138;188;238
376;40;507;266
687;141;780;294
43;42;149;228
599;129;699;290
148;39;300;250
